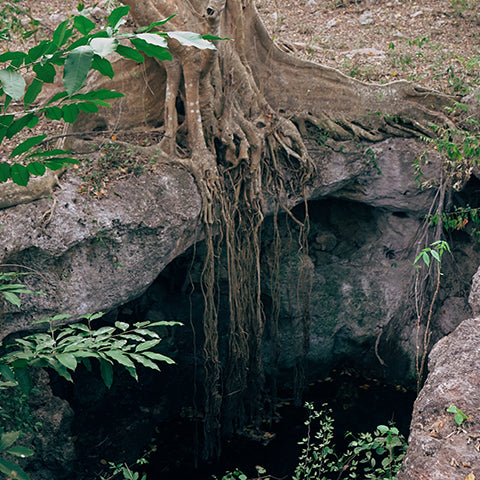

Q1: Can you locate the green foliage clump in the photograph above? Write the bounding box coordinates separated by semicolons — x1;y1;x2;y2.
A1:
0;312;180;391
0;4;221;187
0;271;180;479
218;402;407;480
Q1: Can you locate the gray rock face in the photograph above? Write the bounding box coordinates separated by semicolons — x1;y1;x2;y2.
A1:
398;318;480;480
0;136;475;380
1;136;479;478
0;165;202;339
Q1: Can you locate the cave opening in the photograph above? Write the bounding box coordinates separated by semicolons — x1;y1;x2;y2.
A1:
47;197;419;479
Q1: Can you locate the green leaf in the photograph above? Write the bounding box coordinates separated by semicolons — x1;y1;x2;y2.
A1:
24;78;44;107
46;90;69;105
454;413;464;425
422;251;430;266
10;164;30;186
33;62;57;83
148;321;182;327
10;134;47;158
93;326;115;336
115;321;130;331
82;357;92;371
6;114;35;138
47;358;73;382
167;31;216;50
115;45;144;63
6;446;34;458
99;359;113;388
142;351;175;364
27;40;51;62
77;102;99;113
0;115;14;127
74;14;96;35
0;458;30;480
27;116;39;129
53;20;72;48
124;365;138;381
119;334;144;342
105;350;135;368
63;46;94;96
61;103;80;123
108;5;130;30
0;69;26;101
135;33;168;48
45;158;77;170
0;365;16;382
135;15;175;33
91;55;114;79
135;339;161;352
90;37;118;57
0;162;10;182
27;162;47;176
0;431;20;451
67;36;90;52
134;329;159;338
129;353;160;371
0;51;27;64
446;405;458;414
130;38;172;61
42;106;63;120
2;291;21;306
56;353;78;371
430;250;440;262
202;34;229;41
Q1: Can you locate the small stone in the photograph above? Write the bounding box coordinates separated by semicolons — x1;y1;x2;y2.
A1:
410;10;423;18
325;18;338;29
359;11;374;25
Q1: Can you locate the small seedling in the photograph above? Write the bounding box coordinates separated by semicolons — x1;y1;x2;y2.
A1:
446;405;469;426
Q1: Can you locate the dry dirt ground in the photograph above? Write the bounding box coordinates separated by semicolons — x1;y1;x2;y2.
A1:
4;0;479;95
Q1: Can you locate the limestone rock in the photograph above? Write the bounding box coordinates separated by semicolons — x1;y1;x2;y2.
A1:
398;318;480;480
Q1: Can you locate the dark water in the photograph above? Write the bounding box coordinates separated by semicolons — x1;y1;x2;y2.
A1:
145;368;416;480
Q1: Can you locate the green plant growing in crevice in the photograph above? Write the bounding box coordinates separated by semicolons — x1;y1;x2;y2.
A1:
429;204;480;242
414;240;451;392
0;272;42;309
446;405;469;426
100;445;153;480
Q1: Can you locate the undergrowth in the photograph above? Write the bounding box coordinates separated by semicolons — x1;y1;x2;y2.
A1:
216;402;407;480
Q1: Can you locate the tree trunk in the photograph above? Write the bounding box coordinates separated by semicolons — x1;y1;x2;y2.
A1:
103;0;457;461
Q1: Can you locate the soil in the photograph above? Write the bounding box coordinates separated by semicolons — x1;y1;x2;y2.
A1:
4;0;479;95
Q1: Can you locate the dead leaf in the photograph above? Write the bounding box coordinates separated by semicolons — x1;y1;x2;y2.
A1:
450;457;460;467
465;473;475;480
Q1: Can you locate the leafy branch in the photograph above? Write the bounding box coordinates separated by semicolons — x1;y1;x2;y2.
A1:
0;312;181;391
414;240;451;391
0;5;224;186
